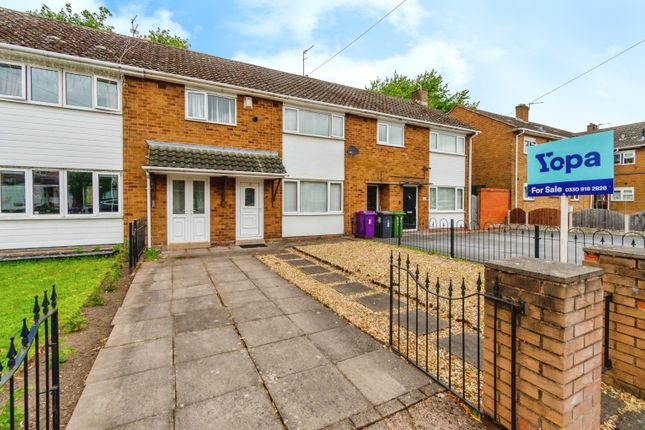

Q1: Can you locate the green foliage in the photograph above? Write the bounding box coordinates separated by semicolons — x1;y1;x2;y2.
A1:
84;287;105;307
59;345;76;364
144;28;190;49
367;70;478;112
31;3;114;31
92;246;102;252
63;308;87;333
144;247;159;261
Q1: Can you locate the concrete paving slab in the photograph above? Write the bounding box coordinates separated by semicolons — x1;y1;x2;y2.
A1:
175;349;261;406
214;279;257;293
87;337;172;384
112;302;171;325
211;271;247;283
175;326;242;363
438;332;482;367
276;253;300;260
252;276;294;289
314;272;349;284
245;269;280;281
153;272;172;282
175;386;283;430
262;285;306;300
394;311;449;334
356;294;401;313
250;336;329;380
268;365;371;429
287;258;316;267
112;413;173;430
172;284;215;299
308;325;382;363
121;289;172;308
333;282;373;295
229;301;283;323
238;315;303;347
274;296;324;314
337;350;430;404
106;317;173;347
174;307;231;333
129;280;172;291
299;265;330;275
288;309;346;334
173;276;212;289
219;289;268;307
67;366;174;430
186;248;210;257
171;294;221;314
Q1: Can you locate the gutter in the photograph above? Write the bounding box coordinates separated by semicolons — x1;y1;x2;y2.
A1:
0;43;478;134
514;130;525;209
514;127;569;140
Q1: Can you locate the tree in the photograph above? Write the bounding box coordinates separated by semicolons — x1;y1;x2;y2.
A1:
367;70;478;112
32;3;190;49
32;3;113;31
144;28;190;50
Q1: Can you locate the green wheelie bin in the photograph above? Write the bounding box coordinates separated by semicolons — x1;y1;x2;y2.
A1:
392;211;406;238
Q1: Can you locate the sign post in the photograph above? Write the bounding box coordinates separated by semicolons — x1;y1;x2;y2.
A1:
527;131;614;263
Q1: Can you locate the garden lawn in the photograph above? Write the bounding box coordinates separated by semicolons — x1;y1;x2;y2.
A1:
0;255;118;361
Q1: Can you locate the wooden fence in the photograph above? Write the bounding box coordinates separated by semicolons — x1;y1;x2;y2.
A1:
572;209;625;230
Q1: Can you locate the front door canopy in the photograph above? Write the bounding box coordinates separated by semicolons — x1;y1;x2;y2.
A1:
143;140;287;178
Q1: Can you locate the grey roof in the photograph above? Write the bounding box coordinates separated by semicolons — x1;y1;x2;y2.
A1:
578;121;645;149
146;141;287;175
0;7;475;131
456;106;574;138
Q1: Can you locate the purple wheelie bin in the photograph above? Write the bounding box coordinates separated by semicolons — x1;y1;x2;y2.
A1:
355;210;377;238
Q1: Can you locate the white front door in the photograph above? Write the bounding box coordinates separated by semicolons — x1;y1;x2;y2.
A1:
168;177;210;244
237;179;263;241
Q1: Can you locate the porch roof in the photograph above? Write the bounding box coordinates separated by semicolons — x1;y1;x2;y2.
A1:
144;141;287;177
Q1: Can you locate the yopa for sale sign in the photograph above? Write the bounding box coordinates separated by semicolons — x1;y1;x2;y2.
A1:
527;130;614;197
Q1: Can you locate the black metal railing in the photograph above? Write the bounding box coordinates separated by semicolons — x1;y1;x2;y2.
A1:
603;292;613;372
128;218;146;269
388;252;522;429
377;219;645;265
0;287;60;430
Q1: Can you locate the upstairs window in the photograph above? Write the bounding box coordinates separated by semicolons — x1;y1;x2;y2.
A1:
523;137;537;154
96;77;119;110
30;67;59;104
0;62;25;99
65;72;93;108
614;150;635;165
185;90;236;125
611;187;634;202
377;122;404;147
283;106;344;138
431;132;465;154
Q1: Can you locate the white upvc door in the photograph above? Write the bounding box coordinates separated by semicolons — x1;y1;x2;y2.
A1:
236;178;263;241
168;176;210;244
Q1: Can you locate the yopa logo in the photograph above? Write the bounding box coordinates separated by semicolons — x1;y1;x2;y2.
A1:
535;151;601;174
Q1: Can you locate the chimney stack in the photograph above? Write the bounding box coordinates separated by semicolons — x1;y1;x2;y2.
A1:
587;123;599;132
411;88;428;106
515;104;529;121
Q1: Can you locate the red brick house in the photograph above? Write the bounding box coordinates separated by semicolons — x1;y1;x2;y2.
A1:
0;8;476;250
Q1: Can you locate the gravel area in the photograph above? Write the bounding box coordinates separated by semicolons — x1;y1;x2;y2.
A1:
601;383;645;430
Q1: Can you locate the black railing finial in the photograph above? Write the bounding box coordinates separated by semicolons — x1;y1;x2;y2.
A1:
461;277;466;296
21;318;29;348
476;273;482;292
405;254;410;270
448;279;453;297
415;264;420;281
33;295;41;323
7;337;17;368
42;290;49;314
51;285;58;308
435;277;440;293
493;277;500;297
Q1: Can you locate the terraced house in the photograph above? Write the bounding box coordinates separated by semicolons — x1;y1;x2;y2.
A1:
0;8;476;251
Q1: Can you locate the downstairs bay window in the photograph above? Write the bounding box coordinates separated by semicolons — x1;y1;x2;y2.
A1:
283;180;343;214
430;186;464;211
0;171;26;214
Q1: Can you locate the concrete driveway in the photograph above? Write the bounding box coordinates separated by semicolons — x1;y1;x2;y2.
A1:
68;250;438;430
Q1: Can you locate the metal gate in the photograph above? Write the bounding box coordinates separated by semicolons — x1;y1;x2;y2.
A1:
388;252;523;429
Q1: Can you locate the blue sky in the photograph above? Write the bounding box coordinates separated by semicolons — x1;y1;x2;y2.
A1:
3;0;644;131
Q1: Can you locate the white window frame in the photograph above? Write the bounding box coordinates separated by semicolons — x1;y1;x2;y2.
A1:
185;89;237;126
63;71;95;110
430;131;466;155
523;137;537;154
429;186;465;212
523;183;535;201
282;106;344;139
614;150;636;165
65;170;95;216
611;187;635;202
0;61;26;100
377;121;405;147
28;65;62;106
0;169;28;216
94;75;120;111
569;195;580;202
282;179;343;215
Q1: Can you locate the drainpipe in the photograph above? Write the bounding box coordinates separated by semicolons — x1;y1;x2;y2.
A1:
146;171;152;248
513;130;525;209
468;133;477;224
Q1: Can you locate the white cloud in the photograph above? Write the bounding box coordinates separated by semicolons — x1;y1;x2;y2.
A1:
232;0;429;42
0;0;103;13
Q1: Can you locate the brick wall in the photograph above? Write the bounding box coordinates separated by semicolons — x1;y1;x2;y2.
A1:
343;114;430;232
583;246;645;398
479;188;510;226
484;257;604;430
122;77;283;245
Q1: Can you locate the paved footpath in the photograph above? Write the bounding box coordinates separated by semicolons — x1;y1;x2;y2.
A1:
68;250;439;430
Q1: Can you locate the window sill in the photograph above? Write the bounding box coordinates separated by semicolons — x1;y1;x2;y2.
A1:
430;149;466;156
0;96;122;114
430;210;465;213
0;214;123;221
283;130;344;141
376;142;405;148
282;212;344;216
185;116;237;127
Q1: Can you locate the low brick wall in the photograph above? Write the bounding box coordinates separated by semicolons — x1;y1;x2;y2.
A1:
484;257;604;430
583;246;645;399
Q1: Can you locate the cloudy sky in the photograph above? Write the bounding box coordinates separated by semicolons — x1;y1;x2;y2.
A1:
2;0;644;131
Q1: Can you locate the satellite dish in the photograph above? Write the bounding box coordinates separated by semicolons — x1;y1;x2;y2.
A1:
347;145;359;156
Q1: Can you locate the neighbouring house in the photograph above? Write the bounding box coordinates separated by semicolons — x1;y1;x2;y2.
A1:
579;121;645;215
449;104;593;224
0;8;476;250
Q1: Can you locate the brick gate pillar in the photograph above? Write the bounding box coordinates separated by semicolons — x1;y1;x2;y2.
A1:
483;257;604;430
